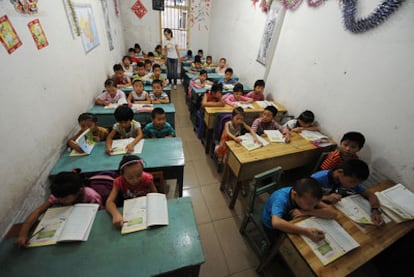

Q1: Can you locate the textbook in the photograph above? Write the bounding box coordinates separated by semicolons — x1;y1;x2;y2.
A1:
256;100;280;110
235;102;254;109
264;130;285;143
110;138;144;155
295;217;360;266
132;103;154;112
121;193;169;235
374;183;414;223
69;128;96;156
299;130;328;141
28;203;99;247
238;133;269;151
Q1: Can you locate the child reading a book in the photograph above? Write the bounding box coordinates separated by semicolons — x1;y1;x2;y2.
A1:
188;69;213;96
311;159;384;226
223;83;253;107
112;63;131;88
320;131;365;170
215;57;227;75
251;105;290;142
246;79;265;101
201;83;225;108
283;110;319;133
262;177;337;244
105;105;143;155
149;64;168;87
127;78;151;105
16;172;103;247
150;80;170;104
67;113;108;153
143;107;176;138
106;155;157;228
95;79;127;106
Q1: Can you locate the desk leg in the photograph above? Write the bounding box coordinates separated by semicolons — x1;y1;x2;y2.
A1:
178;166;184;197
220;161;229;191
229;180;241;209
204;128;213;154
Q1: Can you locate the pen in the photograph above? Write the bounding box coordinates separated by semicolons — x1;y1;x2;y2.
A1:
30;225;46;239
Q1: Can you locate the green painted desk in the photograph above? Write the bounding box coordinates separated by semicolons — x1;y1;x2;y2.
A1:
51;138;185;196
88;103;175;128
0;197;204;277
183;66;215;73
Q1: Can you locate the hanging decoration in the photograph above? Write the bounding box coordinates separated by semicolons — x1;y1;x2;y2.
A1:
0;15;23;54
114;0;120;17
190;0;211;31
10;0;38;15
252;0;274;13
307;0;325;8
342;0;405;33
131;0;148;19
28;19;48;50
281;0;302;10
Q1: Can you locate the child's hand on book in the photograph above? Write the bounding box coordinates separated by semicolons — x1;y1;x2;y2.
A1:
105;146;112;155
306;228;325;242
126;143;135;153
325;193;342;204
234;137;243;143
371;209;385;227
15;235;29;248
283;133;291;143
112;214;124;228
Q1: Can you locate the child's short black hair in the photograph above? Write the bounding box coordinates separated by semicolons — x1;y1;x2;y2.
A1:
254;79;265;88
122;56;131;63
147;52;154;57
297;110;315;124
78;112;97;123
104;78;116;87
187;49;193;56
152;79;163;87
134;43;141;50
264;105;278;117
199;69;207;76
340;159;370;181
50;172;83;198
144;59;152;65
194;55;201;63
132;78;143;85
233;83;244;93
113;63;124;72
119;154;143;174
152;63;161;71
151;107;165;118
114;105;134;122
137;62;145;68
128;48;135;53
155;44;161;50
211;83;223;93
293;177;323;200
198;49;203;54
220;57;226;63
232;107;244;117
341;132;365;149
225;67;233;74
206;55;212;60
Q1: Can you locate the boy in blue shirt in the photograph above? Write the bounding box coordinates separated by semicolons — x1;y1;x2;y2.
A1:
218;67;238;86
143;107;176;138
311;159;384;226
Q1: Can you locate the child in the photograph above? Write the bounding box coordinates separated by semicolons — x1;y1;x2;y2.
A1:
149;64;168;87
127;78;151;105
105;105;143;155
189;69;213;97
246;79;265;101
262;177;337;244
223;83;253;107
67;113;108;153
134;62;150;80
106;155;157;228
144;59;153;74
203;55;215;68
218;68;238;86
154;44;163;57
128;48;140;64
251;105;290;142
201;83;225;108
215;107;261;163
143;107;176;138
311;159;384;226
150;79;170;104
197;49;204;60
95;79;127;106
182;49;193;62
320;131;365;171
147;51;155;63
134;43;146;57
112;63;131;88
189;55;203;74
16;172;103;247
121;55;134;78
283;110;319;133
215;57;227;75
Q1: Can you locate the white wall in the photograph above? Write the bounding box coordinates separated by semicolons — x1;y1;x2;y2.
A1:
265;1;414;188
0;0;125;238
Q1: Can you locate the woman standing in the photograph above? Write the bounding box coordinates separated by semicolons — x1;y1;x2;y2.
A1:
163;28;181;90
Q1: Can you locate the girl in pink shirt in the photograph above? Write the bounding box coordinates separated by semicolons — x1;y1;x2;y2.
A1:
223;83;253;107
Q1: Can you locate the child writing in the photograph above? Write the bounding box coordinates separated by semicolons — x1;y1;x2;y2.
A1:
311;159;384;226
218;68;238;87
215;57;227;75
320;131;365;171
251;105;290;142
127;78;151;105
67;113;108;153
262;177;337;244
150;79;170;104
105;105;143;155
112;63;132;88
143;107;176;138
223;83;253;107
283;110;319;133
106;155;157;228
246;79;265;101
182;49;193;62
16;172;103;247
149;64;168;87
121;55;134;78
95;79;127;106
201;83;225;108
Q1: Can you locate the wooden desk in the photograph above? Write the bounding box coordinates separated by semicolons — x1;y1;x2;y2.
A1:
88;103;176;128
221;133;335;208
275;181;414;277
51;138;185;197
0;197;205;277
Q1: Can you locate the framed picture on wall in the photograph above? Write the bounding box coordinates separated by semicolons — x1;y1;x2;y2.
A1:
74;4;100;53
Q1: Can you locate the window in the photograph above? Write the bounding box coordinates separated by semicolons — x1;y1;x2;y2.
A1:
160;0;190;51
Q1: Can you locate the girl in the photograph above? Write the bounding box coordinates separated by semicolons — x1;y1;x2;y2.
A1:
201;83;225;108
106;155;157;228
127;78;151;105
154;44;163;57
283;110;319;133
223;84;253;107
215;57;227;75
188;69;213;97
163;28;181;89
122;56;134;78
16;172;103;247
95;79;127;106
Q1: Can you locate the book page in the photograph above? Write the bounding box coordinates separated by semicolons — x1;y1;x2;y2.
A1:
238;133;269;151
381;184;414;218
335;195;374;224
76;129;96;154
69;149;88;157
58;204;99;242
263;130;285;143
256;100;275;109
111;138;145;155
121;196;148;234
235;102;253;109
299;130;328;141
132;104;154;112
146;193;169;227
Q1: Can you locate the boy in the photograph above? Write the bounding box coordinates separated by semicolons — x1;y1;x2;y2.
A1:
320;131;365;170
95;79;127;106
246;79;265;101
201;83;225;108
189;55;203;74
112;63;131;88
197;49;204;60
218;68;238;86
203;55;215;68
150;64;168;87
223;83;253;106
143;107;176;138
150;80;169;104
251;105;290;142
144;59;153;74
312;159;384;226
262;177;337;244
147;51;155;63
134;62;150;82
128;48;140;64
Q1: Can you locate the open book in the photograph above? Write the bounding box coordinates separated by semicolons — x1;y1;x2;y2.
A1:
69;128;96;156
295;217;360;266
132;103;154;112
375;183;414;223
110;138;144;155
121;193;169;235
28;203;99;247
238;133;269;151
299;130;333;147
264;130;285;143
235;102;254;109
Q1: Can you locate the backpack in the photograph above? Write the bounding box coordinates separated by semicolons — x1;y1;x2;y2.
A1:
85;170;119;205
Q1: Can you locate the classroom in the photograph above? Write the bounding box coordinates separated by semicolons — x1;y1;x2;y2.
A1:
0;0;413;276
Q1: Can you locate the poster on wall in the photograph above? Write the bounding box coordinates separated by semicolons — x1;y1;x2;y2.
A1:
62;0;80;39
257;2;283;65
101;0;114;51
190;0;211;31
10;0;38;15
74;4;100;53
0;15;23;54
131;0;148;19
28;19;48;50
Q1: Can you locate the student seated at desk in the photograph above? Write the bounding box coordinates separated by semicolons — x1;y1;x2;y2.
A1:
67;113;108;153
106;155;157;227
143;107;176;138
127;78;151;105
112;63;132;89
134;62;150;80
320;131;365;171
215;57;227;75
144;59;153;74
283;110;319;133
262;177;337;244
149;64;168;87
188;55;203;74
196;49;204;62
150;80;169;104
188;69;213;96
95;79;127;106
105;105;143;155
201;83;225;108
16;172;103;247
128;48;140;64
181;49;193;62
223;83;253;107
251;105;290;142
203;55;216;68
122;55;134;78
134;43;146;57
218;67;238;86
154;44;164;58
246;79;265;101
311;159;384;226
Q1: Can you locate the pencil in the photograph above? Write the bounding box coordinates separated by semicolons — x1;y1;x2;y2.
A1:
30;225;46;239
